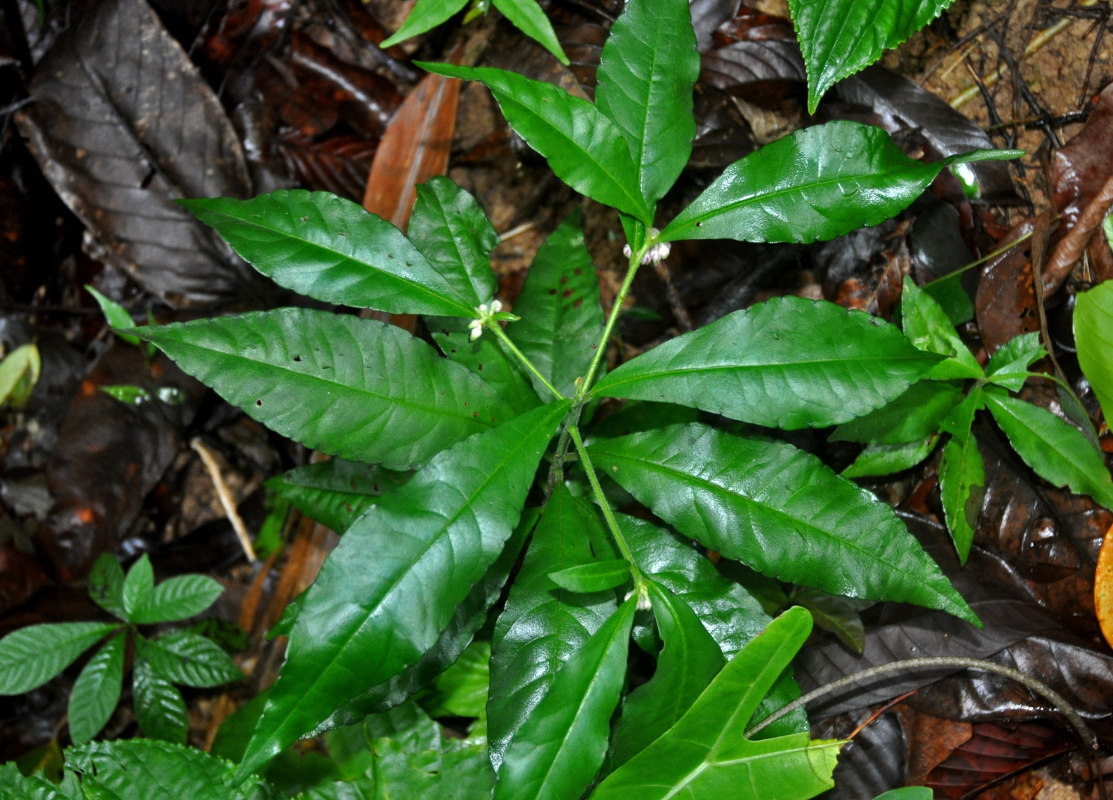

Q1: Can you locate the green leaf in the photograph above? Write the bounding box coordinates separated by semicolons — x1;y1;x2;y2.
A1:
548;560;631;593
0;621;119;694
419;63;652;223
900;277;983;380
590;607;840;800
238;401;569;776
491;0;569;65
594;296;940;429
408;177;500;306
609;583;725;768
67;739;266;800
0;344;40;410
923;270;975;326
68;633;125;744
85;286;139;345
125;308;513;470
130;574;224;624
590;423;977;623
841;436;938;478
133;657;188;742
984;387;1113;510
140;631;243;688
381;0;469;47
180;191;476;317
872;789;933;800
659;121;1018;245
1074;280;1113;421
831;381;965;444
985;332;1044;391
428;315;542;415
594;0;699;207
122;554;156;620
88;554;127;619
267;459;409;534
488;485;619;765
939;432;985;564
494;598;635;800
424;640;490;719
0;762;75;800
507;208;605;397
789;0;950;113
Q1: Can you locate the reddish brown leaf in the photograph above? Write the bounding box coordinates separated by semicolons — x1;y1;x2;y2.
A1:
976;216;1043;354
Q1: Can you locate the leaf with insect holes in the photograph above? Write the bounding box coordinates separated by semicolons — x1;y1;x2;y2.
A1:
237;401;569;778
590;423;977;623
595;0;699;208
590;607;840;800
789;0;951;113
984;387;1113;510
180;191;477;317
419;63;652;223
659;122;1020;245
595;296;940;429
123;308;514;471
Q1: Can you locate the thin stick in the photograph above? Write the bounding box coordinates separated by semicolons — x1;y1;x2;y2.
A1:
190;437;257;563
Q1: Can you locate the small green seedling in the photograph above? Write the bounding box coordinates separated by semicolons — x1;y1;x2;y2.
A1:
0;553;242;744
0;343;41;410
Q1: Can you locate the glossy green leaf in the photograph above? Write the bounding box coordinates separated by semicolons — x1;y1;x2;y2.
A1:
85;286;139;345
381;0;469;47
495;598;635;800
609;583;725;768
408;177;500;306
88;554;127;619
122;554;155;620
660;121;1018;245
0;762;75;800
831;381;964;444
595;0;698;207
900;277;982;380
429;315;542;415
125;308;513;470
789;0;950;113
66;739;265;800
0;343;41;409
1074;280;1113;421
419;63;652;223
424;640;490;719
548;560;631;593
0;621;119;694
595;296;939;429
488;485;619;765
923;270;974;326
507;208;605;398
180;191;476;317
841;436;938;478
590;607;840;800
491;0;569;65
939;387;984;438
939;432;985;564
68;633;125;744
590;423;977;623
872;788;933;800
133;658;188;742
984;387;1113;510
239;401;569;776
985;332;1044;391
266;459;409;534
140;631;243;688
130;574;224;624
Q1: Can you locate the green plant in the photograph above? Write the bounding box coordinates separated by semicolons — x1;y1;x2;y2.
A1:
833;276;1113;562
0;553;242;744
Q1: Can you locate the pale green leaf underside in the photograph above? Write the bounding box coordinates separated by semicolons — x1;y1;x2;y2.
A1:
789;0;952;113
590;424;976;623
590;607;840;800
660;121;1014;245
419;63;652;223
125;308;513;470
595;0;699;207
0;622;119;694
180;191;476;317
381;0;469;47
1075;280;1113;421
594;295;939;429
238;401;569;777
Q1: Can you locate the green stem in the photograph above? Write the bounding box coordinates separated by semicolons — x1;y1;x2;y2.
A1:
569;425;644;586
488;321;565;401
